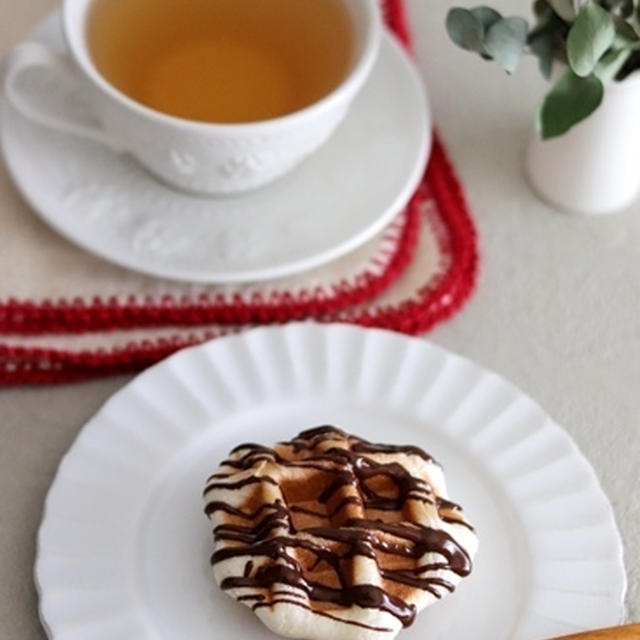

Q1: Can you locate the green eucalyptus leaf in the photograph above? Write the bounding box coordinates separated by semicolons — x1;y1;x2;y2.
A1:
626;11;640;36
539;69;604;138
470;6;502;29
531;3;561;32
612;15;639;42
595;45;632;81
567;2;616;76
446;8;485;53
606;0;640;31
548;0;579;22
485;17;529;72
529;30;557;78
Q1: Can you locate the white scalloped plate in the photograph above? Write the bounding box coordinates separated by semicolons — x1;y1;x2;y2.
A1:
35;325;626;640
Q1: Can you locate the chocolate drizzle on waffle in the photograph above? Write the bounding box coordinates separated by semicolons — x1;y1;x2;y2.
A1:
204;426;474;631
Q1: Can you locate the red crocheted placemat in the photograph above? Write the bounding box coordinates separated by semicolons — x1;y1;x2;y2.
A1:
0;205;420;335
0;0;479;386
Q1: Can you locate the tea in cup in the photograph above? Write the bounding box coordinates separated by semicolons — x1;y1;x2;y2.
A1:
4;0;381;194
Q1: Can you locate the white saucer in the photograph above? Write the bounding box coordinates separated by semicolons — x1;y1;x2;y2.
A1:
0;14;430;284
35;325;626;640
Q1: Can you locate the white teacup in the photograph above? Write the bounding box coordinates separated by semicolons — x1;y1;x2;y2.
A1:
3;0;381;195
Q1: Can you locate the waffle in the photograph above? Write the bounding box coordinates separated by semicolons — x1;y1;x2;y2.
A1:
203;426;477;640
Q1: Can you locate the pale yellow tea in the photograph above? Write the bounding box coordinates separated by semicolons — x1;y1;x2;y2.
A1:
86;0;354;123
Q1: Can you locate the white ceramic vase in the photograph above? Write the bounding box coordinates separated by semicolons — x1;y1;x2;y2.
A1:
526;72;640;215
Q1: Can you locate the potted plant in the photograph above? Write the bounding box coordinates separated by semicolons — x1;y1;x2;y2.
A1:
446;1;640;215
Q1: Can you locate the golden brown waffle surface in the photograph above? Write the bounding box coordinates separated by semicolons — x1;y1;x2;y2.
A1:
203;426;478;640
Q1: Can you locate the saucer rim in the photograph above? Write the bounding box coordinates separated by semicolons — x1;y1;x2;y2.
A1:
1;15;430;284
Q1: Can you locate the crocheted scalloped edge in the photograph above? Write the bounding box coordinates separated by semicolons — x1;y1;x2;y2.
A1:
0;204;419;335
0;139;478;386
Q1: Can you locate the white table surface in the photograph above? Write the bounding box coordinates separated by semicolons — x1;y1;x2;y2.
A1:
1;0;638;637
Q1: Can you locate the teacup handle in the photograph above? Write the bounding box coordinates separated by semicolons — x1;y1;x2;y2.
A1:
3;41;122;152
